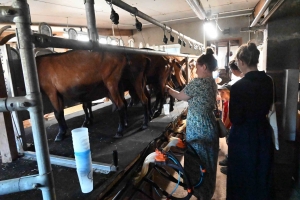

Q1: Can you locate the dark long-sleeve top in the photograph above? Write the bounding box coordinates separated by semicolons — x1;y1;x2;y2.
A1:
229;71;273;125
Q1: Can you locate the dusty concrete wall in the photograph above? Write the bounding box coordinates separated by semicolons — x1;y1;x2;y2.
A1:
131;16;253;55
266;0;300;199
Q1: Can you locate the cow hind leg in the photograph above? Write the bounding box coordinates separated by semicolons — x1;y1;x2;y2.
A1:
106;83;126;138
144;87;153;119
82;102;94;127
152;92;164;118
52;98;68;142
133;78;149;130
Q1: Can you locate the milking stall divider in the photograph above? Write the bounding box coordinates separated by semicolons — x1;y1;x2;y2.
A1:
0;0;201;199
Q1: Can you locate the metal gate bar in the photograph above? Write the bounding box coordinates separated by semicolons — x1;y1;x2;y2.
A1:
0;0;55;199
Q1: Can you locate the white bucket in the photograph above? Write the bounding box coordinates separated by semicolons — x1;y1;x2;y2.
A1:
163;104;170;115
71;127;93;193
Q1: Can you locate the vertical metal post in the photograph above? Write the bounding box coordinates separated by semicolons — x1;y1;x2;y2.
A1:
0;45;27;152
283;69;299;141
84;0;98;42
12;0;55;199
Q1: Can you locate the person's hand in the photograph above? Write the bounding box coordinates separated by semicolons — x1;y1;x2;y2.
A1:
165;85;170;93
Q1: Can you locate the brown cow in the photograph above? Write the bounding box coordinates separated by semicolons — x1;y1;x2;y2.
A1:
36;50;150;141
143;54;174;117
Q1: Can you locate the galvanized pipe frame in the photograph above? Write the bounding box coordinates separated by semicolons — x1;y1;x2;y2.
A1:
0;95;37;112
31;33;198;58
108;0;204;50
0;173;50;196
84;0;99;42
0;0;55;199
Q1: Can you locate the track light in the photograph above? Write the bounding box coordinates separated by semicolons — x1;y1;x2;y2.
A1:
163;34;168;44
135;17;142;31
162;25;168;44
168;27;174;42
178;37;182;45
189;41;193;48
110;8;119;25
183;40;186;47
170;34;174;42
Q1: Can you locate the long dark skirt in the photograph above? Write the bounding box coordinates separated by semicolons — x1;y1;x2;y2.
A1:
227;118;274;200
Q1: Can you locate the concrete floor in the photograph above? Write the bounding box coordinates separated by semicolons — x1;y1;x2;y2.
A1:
1;97;298;200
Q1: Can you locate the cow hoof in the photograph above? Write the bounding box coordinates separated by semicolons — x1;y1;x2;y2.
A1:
55;133;66;142
82;121;93;127
113;133;123;138
152;110;161;118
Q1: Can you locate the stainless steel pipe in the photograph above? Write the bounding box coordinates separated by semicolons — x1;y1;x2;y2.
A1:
108;0;204;49
0;0;56;199
32;33;198;58
0;173;49;195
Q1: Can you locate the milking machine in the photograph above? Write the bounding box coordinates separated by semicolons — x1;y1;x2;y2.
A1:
109;113;206;200
131;138;206;200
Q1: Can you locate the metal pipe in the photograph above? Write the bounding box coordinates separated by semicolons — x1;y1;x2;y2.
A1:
108;0;204;49
0;25;11;36
84;0;98;41
0;173;48;195
0;6;17;23
250;0;272;27
32;33;198;58
209;12;252;20
12;0;56;199
217;8;253;15
261;0;285;25
23;151;117;173
0;95;37;112
186;0;207;20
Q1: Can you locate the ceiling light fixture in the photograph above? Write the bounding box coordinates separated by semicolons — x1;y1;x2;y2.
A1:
163;34;168;44
135;16;142;31
204;19;217;39
107;0;119;25
162;24;168;44
178;34;182;45
169;27;174;42
189;41;193;48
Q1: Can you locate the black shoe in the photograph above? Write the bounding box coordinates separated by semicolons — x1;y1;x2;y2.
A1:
219;157;228;166
220;167;227;175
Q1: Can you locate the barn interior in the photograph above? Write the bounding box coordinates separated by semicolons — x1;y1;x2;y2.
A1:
0;0;300;200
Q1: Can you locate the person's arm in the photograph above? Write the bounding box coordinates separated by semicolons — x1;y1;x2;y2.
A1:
165;85;191;101
224;111;231;129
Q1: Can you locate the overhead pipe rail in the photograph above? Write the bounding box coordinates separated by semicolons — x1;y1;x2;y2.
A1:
250;0;272;27
107;0;204;50
30;33;198;58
